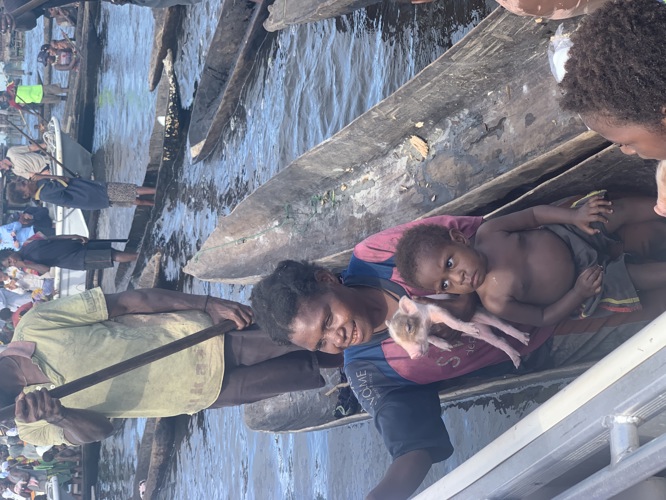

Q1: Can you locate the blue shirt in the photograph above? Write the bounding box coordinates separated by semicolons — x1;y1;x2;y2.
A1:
0;222;35;251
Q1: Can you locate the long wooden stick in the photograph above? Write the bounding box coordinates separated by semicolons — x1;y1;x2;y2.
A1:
87;239;130;243
5;0;54;23
0;320;237;421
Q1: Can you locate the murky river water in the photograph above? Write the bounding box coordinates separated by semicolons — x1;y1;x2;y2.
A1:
24;2;571;498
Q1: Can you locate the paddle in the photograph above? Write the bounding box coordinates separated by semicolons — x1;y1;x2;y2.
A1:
0;319;237;422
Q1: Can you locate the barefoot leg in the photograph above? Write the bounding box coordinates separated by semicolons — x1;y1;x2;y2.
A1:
111;250;138;263
133;199;155;207
136;186;156;196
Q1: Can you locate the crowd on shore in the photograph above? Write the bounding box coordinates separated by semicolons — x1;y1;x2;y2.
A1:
0;0;662;499
0;429;82;499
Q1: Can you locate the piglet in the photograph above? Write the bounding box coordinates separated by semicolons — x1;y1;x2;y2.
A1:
385;296;530;368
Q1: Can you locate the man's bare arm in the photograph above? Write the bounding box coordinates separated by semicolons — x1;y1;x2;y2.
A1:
480;198;611;236
104;289;253;329
15;389;114;445
366;450;432;500
495;0;607;19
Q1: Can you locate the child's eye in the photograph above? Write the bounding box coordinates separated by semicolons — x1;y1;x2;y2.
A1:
446;258;454;268
440;280;449;291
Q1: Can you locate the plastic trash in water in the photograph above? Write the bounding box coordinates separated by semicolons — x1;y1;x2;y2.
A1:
548;24;573;83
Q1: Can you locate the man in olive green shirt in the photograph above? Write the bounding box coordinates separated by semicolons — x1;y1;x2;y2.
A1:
0;288;330;446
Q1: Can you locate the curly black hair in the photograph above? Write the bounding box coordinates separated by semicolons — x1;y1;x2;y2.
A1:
394;224;452;288
6;181;31;205
560;0;666;129
0;249;18;265
250;260;328;346
0;308;11;322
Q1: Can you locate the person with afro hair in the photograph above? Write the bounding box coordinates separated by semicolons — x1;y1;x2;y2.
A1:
559;0;666;214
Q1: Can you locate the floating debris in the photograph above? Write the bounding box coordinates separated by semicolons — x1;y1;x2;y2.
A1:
340;184;348;191
415;121;424;128
409;135;429;159
136;251;162;289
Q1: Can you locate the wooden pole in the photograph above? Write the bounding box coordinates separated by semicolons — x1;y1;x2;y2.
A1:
5;0;55;23
0;320;237;421
87;239;130;243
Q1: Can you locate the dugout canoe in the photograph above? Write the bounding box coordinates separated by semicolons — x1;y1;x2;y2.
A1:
264;0;381;32
243;144;658;433
184;8;609;284
188;0;270;164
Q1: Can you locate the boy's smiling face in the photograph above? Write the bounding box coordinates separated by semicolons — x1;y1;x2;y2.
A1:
583;114;666;160
413;231;487;295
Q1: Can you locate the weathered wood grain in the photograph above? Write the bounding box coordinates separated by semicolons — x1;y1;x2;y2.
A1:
185;10;594;284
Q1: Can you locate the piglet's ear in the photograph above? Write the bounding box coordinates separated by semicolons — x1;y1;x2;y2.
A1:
398;296;418;314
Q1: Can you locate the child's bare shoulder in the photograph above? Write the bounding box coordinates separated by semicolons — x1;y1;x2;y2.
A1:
476;220;510;242
477;287;511;316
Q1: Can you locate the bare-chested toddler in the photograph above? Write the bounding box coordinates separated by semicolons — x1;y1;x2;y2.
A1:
395;193;666;326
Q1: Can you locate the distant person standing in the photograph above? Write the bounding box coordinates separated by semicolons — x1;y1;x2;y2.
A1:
16;207;55;237
0;82;68;108
46;6;77;27
6;175;156;209
0;221;34;251
37;40;79;72
0;142;50;180
0;208;54;251
0;235;138;273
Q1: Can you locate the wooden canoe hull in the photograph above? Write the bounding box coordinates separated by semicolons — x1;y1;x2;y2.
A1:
244;364;590;433
188;0;270;163
242;146;658;433
185;9;598;284
264;0;382;32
